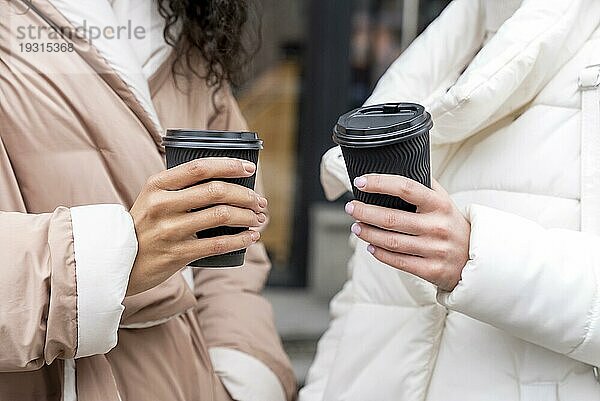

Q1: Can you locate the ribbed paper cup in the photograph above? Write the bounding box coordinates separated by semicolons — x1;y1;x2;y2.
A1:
333;103;432;212
163;130;262;268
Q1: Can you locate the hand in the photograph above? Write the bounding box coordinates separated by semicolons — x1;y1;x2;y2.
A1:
127;158;268;296
345;175;470;291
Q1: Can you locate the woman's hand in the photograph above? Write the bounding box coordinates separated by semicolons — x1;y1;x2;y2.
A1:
345;174;470;291
128;158;267;296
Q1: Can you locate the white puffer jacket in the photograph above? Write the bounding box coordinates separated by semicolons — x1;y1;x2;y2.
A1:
301;1;600;400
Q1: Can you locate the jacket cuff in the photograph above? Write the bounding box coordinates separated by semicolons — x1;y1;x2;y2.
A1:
437;204;599;356
209;347;286;401
71;204;138;358
320;146;352;201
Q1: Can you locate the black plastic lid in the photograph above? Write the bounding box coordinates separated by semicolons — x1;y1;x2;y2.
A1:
163;129;263;150
333;103;433;148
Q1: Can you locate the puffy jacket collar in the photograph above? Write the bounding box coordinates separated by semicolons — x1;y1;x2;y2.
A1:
23;0;167;150
430;0;600;145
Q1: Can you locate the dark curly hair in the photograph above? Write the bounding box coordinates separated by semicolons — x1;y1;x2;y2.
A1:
157;0;259;89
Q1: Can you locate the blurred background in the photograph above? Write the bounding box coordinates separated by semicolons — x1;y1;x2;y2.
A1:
235;0;451;385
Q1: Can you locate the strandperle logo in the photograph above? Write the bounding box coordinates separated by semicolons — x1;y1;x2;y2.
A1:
16;19;147;42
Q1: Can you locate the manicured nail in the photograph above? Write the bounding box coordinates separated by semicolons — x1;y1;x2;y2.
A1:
367;244;375;254
258;196;268;208
345;202;354;214
243;161;256;174
251;231;261;241
257;213;267;223
351;223;361;235
354;176;367;188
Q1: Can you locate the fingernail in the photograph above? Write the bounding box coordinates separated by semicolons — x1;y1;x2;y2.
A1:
258;196;268;208
351;223;361;235
354;176;367;188
243;161;256;174
367;244;375;254
257;213;267;223
345;202;355;214
251;231;261;241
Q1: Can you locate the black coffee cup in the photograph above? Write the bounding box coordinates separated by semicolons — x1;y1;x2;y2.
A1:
333;103;433;212
163;129;263;268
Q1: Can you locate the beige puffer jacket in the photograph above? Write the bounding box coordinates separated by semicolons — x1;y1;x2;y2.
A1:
0;1;296;400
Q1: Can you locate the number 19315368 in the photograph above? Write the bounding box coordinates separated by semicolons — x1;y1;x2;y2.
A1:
18;42;74;53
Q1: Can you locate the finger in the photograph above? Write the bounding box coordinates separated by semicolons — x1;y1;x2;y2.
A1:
345;201;428;235
150;158;256;191
184;230;260;261
351;223;428;256
169;181;267;213
354;174;440;212
176;205;266;236
367;245;433;281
